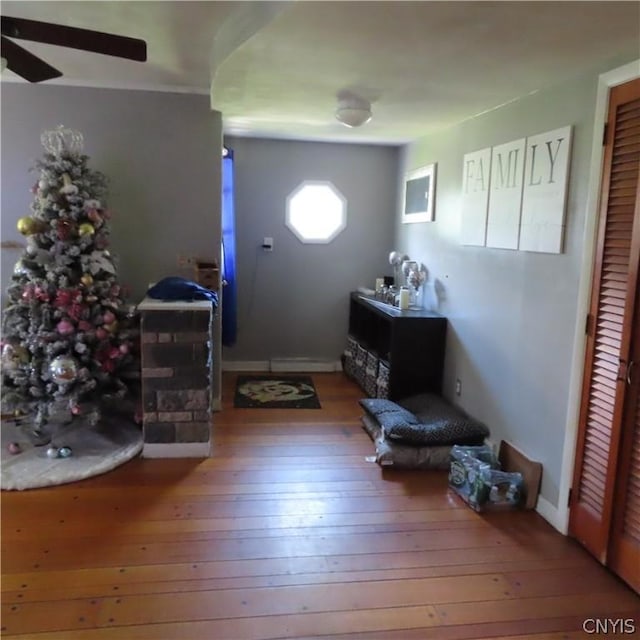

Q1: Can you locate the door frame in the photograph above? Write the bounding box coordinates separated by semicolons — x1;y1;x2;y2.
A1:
554;59;640;535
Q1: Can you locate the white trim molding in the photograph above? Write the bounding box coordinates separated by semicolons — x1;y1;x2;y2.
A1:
222;360;270;372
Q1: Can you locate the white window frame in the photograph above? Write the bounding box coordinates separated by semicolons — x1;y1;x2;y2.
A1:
285;180;347;244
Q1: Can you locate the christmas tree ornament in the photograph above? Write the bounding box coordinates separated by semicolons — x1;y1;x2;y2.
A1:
54;290;70;308
56;319;75;336
2;344;20;372
57;220;72;240
80;274;94;287
105;321;119;334
13;260;28;276
41;126;84;158
103;310;116;324
95;327;108;340
17;216;38;236
59;173;79;195
49;355;78;384
46;446;59;459
78;223;95;237
7;442;22;455
87;209;103;224
58;446;73;458
78;320;92;332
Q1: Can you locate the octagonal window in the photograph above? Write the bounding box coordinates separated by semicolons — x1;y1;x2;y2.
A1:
286;181;347;243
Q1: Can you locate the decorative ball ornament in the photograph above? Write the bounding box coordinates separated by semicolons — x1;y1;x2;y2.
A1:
103;310;116;325
46;446;59;459
13;260;28;276
17;216;38;236
49;355;78;385
78;223;95;237
7;442;22;455
58;446;73;458
388;251;410;267
81;273;94;286
105;321;119;334
56;319;75;336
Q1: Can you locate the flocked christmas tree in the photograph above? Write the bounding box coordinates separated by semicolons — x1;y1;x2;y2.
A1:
1;126;138;433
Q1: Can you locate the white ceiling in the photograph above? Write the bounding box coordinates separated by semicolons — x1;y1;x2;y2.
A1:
2;1;639;145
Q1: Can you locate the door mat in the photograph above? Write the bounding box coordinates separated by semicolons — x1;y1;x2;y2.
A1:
234;375;321;409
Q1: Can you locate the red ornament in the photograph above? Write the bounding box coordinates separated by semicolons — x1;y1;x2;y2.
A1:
57;220;72;240
119;343;130;355
96;327;108;340
109;347;121;359
55;289;73;308
78;320;92;332
71;405;82;415
103;310;116;324
22;285;35;301
68;303;85;321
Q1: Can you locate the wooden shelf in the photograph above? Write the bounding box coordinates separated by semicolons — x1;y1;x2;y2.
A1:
345;292;447;400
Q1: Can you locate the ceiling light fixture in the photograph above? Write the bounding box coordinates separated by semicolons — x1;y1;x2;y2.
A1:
335;96;372;128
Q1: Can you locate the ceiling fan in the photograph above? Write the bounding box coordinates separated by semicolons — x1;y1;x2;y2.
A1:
1;16;147;83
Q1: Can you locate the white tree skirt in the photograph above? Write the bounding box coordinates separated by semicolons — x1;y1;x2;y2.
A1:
1;414;142;491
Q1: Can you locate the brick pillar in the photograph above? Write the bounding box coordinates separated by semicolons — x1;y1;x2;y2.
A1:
139;300;214;457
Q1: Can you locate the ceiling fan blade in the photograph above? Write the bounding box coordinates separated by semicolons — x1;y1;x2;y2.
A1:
1;35;61;82
1;16;147;62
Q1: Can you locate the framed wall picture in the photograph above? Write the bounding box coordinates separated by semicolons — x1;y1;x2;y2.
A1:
402;163;436;223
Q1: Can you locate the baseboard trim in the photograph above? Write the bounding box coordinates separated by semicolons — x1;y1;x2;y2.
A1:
221;359;343;373
270;358;342;373
222;360;270;372
142;442;211;458
536;494;568;534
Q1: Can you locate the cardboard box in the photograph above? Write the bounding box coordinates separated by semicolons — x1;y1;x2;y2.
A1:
194;260;220;291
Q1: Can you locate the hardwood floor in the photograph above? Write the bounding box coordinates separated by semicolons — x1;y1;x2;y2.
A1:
2;372;638;639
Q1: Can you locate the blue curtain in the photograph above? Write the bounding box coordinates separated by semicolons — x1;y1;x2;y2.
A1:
221;147;237;346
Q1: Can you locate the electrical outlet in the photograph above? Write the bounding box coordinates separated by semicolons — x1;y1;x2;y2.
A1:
455;378;462;396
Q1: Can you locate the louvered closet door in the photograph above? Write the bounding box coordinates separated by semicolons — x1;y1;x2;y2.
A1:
608;177;640;593
569;78;640;572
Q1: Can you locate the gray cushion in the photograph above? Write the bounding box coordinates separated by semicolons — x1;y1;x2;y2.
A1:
358;398;421;430
360;394;489;447
383;416;488;446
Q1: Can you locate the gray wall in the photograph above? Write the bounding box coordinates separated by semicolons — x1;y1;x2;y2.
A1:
1;84;222;305
396;65;623;508
223;136;399;363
